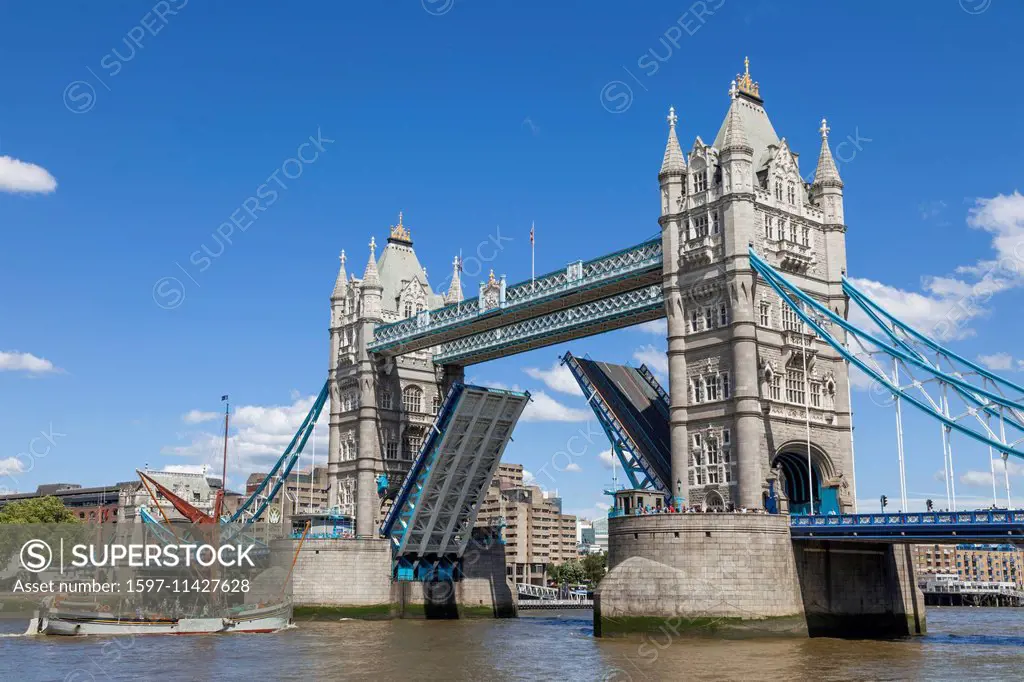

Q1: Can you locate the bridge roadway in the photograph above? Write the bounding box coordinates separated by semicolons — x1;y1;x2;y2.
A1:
790;509;1024;543
564;352;671;492
368;237;663;364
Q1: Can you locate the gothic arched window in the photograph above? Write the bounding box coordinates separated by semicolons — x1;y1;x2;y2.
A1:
402;385;423;413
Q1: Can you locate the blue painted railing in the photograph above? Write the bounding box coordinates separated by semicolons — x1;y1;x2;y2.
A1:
790;510;1024;541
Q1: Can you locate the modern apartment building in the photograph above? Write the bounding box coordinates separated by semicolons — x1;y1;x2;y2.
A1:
476;463;579;585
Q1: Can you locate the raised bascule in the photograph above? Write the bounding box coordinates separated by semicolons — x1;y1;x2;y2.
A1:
198;58;1024;634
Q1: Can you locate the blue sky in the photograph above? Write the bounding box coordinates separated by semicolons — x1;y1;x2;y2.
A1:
2;1;1023;518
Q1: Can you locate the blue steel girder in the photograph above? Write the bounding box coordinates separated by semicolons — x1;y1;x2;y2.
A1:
433;285;665;366
368;237;663;357
790;510;1024;543
562;352;669;493
749;248;1024;460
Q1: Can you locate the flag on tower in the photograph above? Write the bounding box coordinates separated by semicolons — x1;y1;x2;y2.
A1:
530;221;536;290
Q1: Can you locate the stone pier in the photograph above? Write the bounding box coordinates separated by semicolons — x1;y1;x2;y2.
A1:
595;513;925;638
286;528;515;620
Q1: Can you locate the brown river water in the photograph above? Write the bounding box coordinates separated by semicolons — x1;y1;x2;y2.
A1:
1;607;1021;681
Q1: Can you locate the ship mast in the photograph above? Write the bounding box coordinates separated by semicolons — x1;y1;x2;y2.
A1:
216;394;230;520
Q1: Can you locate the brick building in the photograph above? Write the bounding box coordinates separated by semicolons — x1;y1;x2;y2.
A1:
912;543;1022;589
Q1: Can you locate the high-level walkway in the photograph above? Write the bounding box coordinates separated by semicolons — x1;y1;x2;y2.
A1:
368;238;664;365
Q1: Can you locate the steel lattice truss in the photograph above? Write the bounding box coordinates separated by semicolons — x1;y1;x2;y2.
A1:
368;237;663;356
434;285;665;365
750;248;1024;462
382;384;530;560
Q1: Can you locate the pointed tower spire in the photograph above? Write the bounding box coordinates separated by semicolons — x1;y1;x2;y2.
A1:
659;106;686;178
445;255;464;304
812;118;843;187
331;250;348;299
721;81;751;153
363;236;381;287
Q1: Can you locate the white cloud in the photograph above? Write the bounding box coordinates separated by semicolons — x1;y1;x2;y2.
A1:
161;464;210;475
0;155;57;193
564;462;582;473
632;344;668;375
522;391;591;422
162;392;329;476
636;319;667;335
960;470;995;487
488;381;591;422
848;192;1024;347
524;360;583;396
523;469;535;485
976;353;1024;372
595;502;610;511
0;351;61;374
0;457;25;476
598;449;616;469
182;410;219;424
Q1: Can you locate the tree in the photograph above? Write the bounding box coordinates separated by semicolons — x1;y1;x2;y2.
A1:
0;496;79;524
581;552;607;585
549;559;586;586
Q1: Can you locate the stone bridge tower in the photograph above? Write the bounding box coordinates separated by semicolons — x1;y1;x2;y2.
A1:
327;214;463;536
659;59;855;513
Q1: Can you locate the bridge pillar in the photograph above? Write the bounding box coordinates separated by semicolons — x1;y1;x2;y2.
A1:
661;218;688;509
729;268;765;510
440;364;464;394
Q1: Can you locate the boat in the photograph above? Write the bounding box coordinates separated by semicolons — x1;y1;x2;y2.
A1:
28;600;291;636
27;394;314;637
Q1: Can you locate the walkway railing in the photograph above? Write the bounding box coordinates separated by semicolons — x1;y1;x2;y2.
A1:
790;509;1024;541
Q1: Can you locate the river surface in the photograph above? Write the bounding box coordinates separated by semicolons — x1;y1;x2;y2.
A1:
1;607;1022;681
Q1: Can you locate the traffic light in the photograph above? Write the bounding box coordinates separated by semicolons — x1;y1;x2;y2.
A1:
926;499;934;512
880;495;888;511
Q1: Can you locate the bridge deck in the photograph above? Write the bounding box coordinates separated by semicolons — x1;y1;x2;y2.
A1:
790;510;1024;543
564;352;670;492
381;384;530;565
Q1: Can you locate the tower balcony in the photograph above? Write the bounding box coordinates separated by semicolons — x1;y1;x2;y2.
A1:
681;234;718;267
775;238;815;273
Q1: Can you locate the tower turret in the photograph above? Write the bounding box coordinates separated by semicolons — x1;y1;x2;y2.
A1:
659;106;686;217
812;117;845;226
720;81;753;195
445;255;464;304
360;237;383;321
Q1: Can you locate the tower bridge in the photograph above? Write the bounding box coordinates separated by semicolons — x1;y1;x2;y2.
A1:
295;58;1024;635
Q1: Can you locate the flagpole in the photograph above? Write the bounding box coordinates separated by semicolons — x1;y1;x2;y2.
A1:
530;221;535;292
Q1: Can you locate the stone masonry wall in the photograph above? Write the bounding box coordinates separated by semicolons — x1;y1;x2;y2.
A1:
286;538;393;606
599;513;805;634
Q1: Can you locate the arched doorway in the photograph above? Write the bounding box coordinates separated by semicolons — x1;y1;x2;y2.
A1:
701;490;725;512
772;444;840;515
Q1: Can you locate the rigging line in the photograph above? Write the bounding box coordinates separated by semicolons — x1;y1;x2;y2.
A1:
751;250;1024;423
749;250;1024;459
843;275;1024;395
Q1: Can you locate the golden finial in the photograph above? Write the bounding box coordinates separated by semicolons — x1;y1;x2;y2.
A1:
735;56;760;99
389;210;412;243
487;269;497;285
